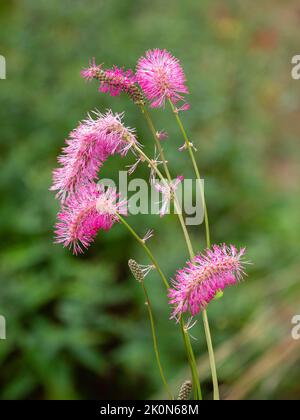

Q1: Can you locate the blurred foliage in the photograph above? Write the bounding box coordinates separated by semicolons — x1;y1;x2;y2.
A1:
0;0;300;400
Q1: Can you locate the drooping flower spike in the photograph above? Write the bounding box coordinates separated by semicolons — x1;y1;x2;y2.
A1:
136;49;189;109
55;183;127;255
99;66;136;97
81;60;145;105
50;110;138;201
168;244;247;319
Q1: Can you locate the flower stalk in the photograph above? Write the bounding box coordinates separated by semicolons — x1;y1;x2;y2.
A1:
118;214;202;400
168;99;211;246
137;107;202;399
168;99;220;400
128;259;173;400
139;105;195;257
118;214;169;289
137;74;219;398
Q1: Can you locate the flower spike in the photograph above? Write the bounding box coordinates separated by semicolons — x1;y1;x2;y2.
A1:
55;184;127;255
169;244;247;319
50;110;138;201
81;61;145;105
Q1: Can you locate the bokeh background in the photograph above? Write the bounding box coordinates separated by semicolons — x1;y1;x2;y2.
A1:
0;0;299;400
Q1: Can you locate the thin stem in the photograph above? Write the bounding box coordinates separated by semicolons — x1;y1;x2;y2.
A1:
168;99;220;400
140;105;172;180
139;106;203;400
168;99;211;246
117;213;201;400
118;214;169;289
133;143;195;258
173;203;195;258
179;319;197;399
119;217;172;398
141;280;174;399
180;319;202;400
138;108;195;258
202;310;220;400
133;144;166;182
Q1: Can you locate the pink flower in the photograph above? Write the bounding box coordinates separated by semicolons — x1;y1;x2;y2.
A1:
99;66;137;97
168;244;247;319
55;183;127;255
136;49;189;108
50;111;138;201
81;61;145;105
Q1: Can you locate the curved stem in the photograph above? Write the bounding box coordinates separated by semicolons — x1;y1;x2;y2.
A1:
139;107;203;400
168;99;220;400
141;105;172;180
133;143;195;257
118;213;201;400
168;100;211;246
202;309;219;400
180;318;202;400
118;214;169;289
119;216;172;398
141;280;174;399
136;111;195;258
133;144;166;182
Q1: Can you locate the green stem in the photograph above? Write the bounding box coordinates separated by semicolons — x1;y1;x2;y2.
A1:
202;310;220;400
140;105;172;180
168;99;220;400
119;216;172;398
139;107;195;258
117;214;201;400
180;319;202;400
118;214;169;289
139;106;202;400
168;100;210;246
141;280;174;399
133;143;195;258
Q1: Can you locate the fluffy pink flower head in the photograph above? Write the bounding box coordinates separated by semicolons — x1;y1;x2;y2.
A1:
55;183;127;255
136;49;189;108
168;244;246;319
50;111;138;201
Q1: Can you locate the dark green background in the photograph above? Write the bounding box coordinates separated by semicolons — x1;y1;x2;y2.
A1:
0;0;299;399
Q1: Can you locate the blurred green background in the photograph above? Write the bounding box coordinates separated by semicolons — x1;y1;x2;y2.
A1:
0;0;299;400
